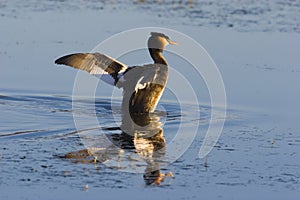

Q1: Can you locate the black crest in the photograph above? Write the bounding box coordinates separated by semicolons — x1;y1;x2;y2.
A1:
150;32;170;40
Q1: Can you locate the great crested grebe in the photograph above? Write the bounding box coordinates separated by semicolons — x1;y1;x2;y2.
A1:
55;32;177;114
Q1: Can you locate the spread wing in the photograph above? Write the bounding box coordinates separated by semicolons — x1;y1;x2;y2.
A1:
55;52;128;87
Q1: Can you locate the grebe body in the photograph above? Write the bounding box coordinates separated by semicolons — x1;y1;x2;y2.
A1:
55;32;176;114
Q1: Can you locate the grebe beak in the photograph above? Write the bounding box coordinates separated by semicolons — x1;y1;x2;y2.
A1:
167;39;178;45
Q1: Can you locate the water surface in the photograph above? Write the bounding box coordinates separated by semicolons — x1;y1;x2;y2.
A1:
1;0;300;199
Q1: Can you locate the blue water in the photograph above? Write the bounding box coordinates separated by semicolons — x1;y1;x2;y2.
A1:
0;92;299;199
1;0;300;199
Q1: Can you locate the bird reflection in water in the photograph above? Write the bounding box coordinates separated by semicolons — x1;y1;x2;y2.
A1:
62;112;174;186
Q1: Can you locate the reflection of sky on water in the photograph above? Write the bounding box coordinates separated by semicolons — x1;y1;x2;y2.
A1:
0;1;300;199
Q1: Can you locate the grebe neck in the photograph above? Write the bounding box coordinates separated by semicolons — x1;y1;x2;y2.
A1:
149;48;167;65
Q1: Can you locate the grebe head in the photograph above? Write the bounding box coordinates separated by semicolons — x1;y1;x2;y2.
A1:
148;32;177;51
148;32;177;65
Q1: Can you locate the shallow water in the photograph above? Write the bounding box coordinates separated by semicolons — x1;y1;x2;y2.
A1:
0;93;200;188
1;0;300;199
0;92;299;199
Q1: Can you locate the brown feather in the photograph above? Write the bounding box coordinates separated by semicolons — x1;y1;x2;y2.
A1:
55;53;127;75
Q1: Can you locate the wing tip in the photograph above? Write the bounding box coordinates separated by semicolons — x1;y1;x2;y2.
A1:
54;53;84;65
54;57;64;65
